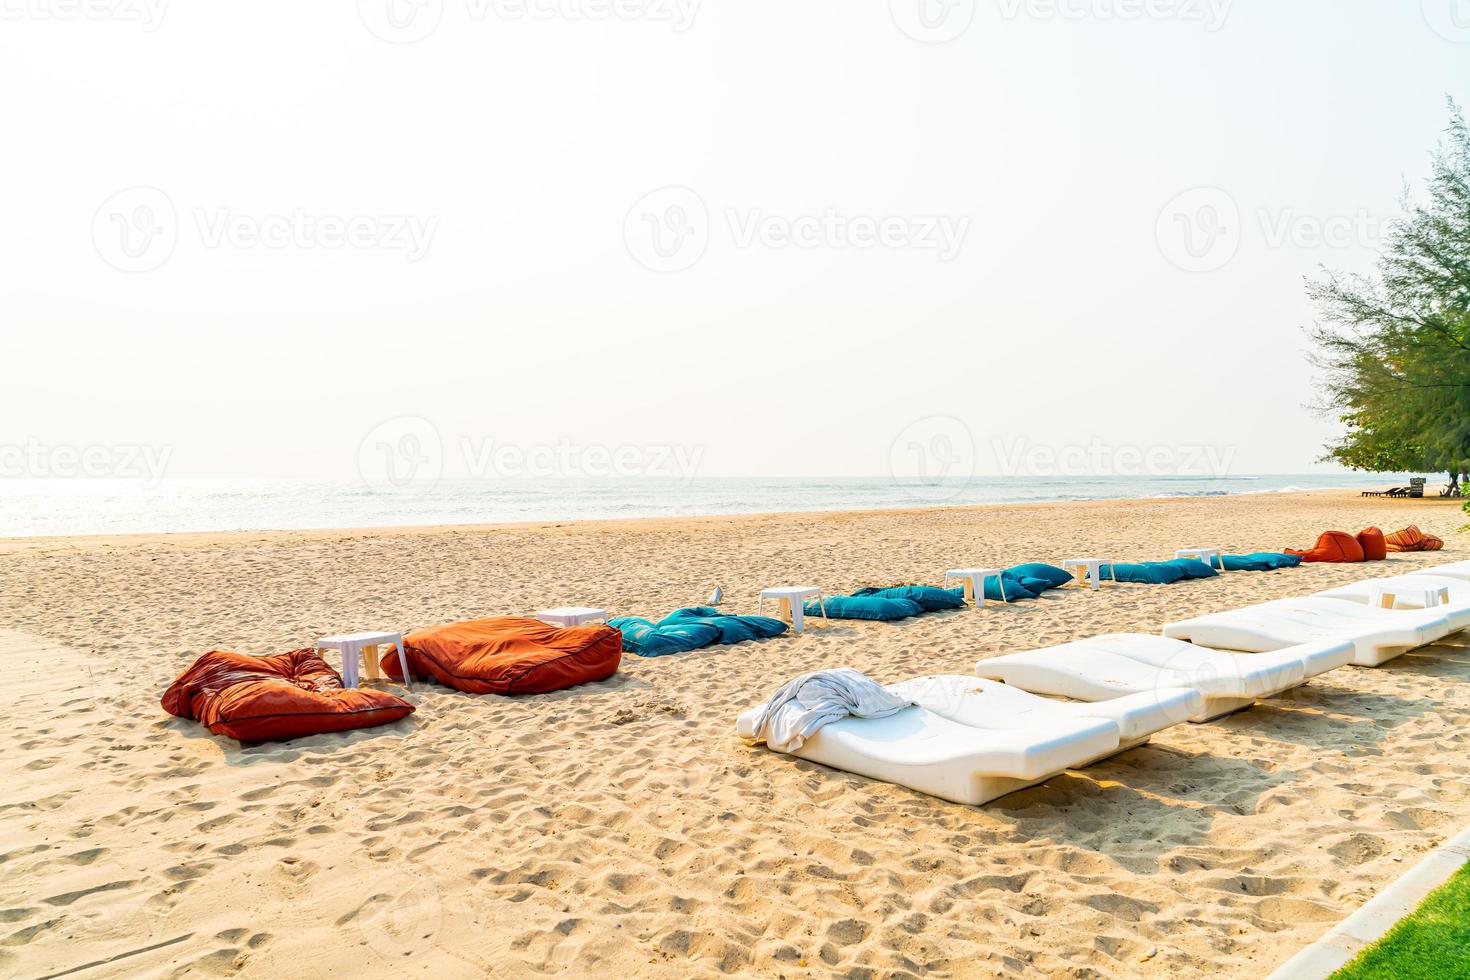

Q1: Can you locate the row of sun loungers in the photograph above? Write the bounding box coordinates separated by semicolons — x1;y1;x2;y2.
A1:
737;561;1470;806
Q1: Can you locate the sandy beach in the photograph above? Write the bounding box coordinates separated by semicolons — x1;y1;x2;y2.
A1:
3;488;1468;979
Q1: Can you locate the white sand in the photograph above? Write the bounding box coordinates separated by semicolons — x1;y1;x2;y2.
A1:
2;490;1467;978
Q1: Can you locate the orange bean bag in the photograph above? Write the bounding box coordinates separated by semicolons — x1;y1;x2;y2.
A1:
1385;525;1446;552
162;649;415;742
381;617;622;695
1356;527;1388;561
1286;530;1365;563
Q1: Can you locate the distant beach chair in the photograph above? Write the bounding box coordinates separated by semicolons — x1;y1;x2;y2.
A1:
736;676;1197;805
1360;487;1403;498
974;634;1352;722
1163;597;1452;667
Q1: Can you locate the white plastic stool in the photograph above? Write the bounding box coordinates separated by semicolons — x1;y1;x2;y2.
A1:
1175;547;1225;571
1369;583;1450;610
536;607;608;627
944;568;1006;607
316;631;411;690
1060;558;1115;591
759;587;828;634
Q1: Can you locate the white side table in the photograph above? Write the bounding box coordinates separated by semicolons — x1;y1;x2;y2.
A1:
1175;547;1225;571
758;586;828;634
1060;558;1115;591
1369;583;1450;610
316;631;411;690
945;568;1006;607
536;607;608;627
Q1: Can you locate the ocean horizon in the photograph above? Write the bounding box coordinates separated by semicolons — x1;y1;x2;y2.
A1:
0;473;1405;539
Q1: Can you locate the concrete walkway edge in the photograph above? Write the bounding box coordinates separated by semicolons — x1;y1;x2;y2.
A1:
1267;824;1470;979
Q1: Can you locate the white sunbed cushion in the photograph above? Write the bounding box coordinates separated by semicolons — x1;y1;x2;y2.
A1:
1163;601;1437;666
1313;575;1470;632
1260;597;1452;643
737;704;1120;806
974;646;1257;705
1412;560;1470;582
1078;633;1313;696
888;674;1201;743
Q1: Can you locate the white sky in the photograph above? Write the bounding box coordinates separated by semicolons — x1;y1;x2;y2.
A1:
3;1;1467;480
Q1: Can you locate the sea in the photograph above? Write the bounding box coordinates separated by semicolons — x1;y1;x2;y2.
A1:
0;473;1401;538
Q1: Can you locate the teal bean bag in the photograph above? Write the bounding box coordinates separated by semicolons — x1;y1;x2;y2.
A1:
805;595;923;621
1222;552;1302;571
852;586;968;612
1099;562;1187;585
984;573;1039;602
661;607;789;644
1006;562;1074;593
610;606;788;657
610;617;722;657
1162;558;1220;579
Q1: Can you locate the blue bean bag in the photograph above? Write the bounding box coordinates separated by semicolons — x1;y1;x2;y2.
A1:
1222;552;1302;571
805;595;924;621
660;607;788;644
610;607;787;657
1099;562;1188;585
1006;563;1074;593
852;586;968;612
1162;558;1220;579
984;573;1039;602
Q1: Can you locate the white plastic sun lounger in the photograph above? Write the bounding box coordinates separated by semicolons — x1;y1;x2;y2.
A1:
973;635;1354;722
1313;575;1470;632
1163;598;1447;667
1412;560;1470;582
735;690;1123;806
888;674;1202;762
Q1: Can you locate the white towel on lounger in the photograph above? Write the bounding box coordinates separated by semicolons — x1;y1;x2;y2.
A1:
740;668;914;753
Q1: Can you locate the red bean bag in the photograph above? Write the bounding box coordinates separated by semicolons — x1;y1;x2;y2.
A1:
1286;530;1365;563
162;649;415;742
1356;527;1388;561
381;617;621;695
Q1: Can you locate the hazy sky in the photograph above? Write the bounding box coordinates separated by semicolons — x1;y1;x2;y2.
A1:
3;1;1467;483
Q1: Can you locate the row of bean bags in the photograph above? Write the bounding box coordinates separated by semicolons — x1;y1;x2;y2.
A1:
161;649;415;742
379;617;622;694
1385;525;1446;553
1287;528;1389;563
610;606;788;657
